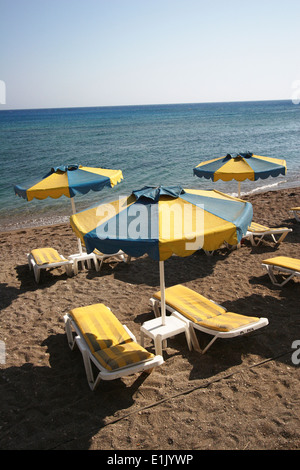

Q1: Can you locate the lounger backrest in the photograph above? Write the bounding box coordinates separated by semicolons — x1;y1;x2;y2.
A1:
69;303;155;371
69;303;133;353
154;284;225;322
31;248;67;265
154;285;259;332
248;222;270;232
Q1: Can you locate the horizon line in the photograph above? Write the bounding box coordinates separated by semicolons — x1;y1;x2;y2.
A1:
0;98;292;113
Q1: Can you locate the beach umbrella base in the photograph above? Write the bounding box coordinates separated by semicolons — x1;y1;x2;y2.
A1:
140;315;192;357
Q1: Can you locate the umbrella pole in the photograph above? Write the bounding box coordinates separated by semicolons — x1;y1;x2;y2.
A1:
238;182;241;198
159;261;166;326
71;198;83;254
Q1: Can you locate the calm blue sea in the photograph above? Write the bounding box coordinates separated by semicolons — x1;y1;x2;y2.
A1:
0;100;299;232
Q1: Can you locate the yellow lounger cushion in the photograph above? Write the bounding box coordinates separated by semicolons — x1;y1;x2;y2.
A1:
31;247;68;265
93;342;154;371
154;284;259;332
69;303;133;353
190;310;260;332
248;222;289;233
262;256;300;271
69;303;155;371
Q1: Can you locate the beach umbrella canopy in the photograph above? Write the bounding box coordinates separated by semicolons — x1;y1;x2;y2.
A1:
70;185;253;324
14;164;123;211
193;153;287;196
14;164;123;253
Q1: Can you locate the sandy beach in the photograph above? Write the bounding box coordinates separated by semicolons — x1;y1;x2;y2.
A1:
0;187;299;451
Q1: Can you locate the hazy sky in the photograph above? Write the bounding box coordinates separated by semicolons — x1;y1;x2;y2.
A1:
1;0;300;109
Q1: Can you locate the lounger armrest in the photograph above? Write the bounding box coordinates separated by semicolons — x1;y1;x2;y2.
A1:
122;324;137;342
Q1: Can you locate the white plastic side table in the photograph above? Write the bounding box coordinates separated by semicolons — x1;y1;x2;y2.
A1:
140;316;192;357
68;252;99;275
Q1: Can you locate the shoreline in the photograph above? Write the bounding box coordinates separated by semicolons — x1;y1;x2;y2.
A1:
0;186;299;450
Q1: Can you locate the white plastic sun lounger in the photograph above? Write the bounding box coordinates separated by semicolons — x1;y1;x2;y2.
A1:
93;249;131;270
68;248;130;275
27;247;73;283
150;285;268;354
64;303;163;390
290;207;300;222
262;256;300;286
245;222;292;246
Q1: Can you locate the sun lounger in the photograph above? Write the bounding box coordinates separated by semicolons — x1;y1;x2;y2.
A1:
244;222;292;246
290;207;300;222
64;303;164;390
262;256;300;286
27;247;73;283
93;249;131;270
69;248;130;275
150;285;268;354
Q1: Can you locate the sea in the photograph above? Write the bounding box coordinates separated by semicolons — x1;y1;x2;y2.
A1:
0;100;299;232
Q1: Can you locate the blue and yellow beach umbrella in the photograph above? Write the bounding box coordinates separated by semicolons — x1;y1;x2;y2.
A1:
14;164;123;253
14;164;123;210
70;186;253;324
193;153;287;196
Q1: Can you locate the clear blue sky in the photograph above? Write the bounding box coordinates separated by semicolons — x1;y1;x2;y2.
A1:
1;0;300;109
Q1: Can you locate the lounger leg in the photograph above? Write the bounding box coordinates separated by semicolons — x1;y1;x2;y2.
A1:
82;351;97;390
98;258;105;271
153;302;161;318
93;256;100;272
75;338;98;390
33;265;41;283
247;234;254;246
151;299;161;318
250;234;263;246
188;325;218;354
265;266;295;286
73;260;79;275
279;274;296;286
64;316;76;350
265;266;278;285
27;255;33;270
189;326;201;352
184;328;193;351
201;336;218;354
273;232;289;244
86;258;92;269
293;210;300;222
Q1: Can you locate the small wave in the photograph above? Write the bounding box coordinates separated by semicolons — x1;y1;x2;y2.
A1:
242;180;287;196
225;179;299;198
